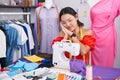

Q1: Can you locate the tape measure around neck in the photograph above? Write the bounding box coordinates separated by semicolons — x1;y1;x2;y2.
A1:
80;27;83;40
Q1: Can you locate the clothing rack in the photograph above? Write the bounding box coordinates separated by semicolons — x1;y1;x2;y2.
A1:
0;12;31;24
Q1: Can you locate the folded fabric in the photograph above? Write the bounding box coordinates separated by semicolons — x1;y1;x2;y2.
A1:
24;55;44;62
7;70;22;77
9;60;39;72
42;59;52;63
70;59;86;76
24;63;39;71
8;67;24;71
8;60;26;71
13;60;26;67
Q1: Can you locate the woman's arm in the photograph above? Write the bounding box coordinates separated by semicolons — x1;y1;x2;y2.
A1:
71;35;90;55
63;27;94;55
71;29;94;55
60;23;95;55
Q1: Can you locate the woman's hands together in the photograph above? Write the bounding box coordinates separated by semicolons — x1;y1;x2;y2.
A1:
60;23;73;40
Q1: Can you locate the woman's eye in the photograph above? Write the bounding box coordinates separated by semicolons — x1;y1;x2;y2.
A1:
62;22;66;25
68;20;72;22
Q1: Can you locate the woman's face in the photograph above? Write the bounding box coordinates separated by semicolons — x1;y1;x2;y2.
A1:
61;14;78;31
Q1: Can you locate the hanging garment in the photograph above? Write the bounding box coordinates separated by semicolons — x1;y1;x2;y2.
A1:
0;29;6;58
90;0;120;67
2;24;19;66
34;4;60;54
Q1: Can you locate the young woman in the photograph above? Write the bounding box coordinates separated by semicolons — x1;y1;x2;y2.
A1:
52;7;95;63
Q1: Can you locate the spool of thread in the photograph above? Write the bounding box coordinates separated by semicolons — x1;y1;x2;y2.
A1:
38;2;44;6
38;2;42;6
86;65;93;80
57;73;65;80
47;73;57;80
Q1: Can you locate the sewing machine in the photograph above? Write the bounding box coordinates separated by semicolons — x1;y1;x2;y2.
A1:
52;40;80;69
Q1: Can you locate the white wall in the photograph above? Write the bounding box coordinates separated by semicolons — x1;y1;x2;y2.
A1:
115;16;120;68
54;0;80;9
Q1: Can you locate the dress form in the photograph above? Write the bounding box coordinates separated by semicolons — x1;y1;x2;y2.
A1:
44;0;53;9
87;0;100;8
89;0;120;67
34;0;60;54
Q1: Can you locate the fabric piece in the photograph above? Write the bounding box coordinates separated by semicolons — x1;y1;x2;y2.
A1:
24;55;44;62
8;67;24;71
39;59;53;68
9;60;39;72
7;70;22;77
90;0;120;67
93;66;120;80
70;59;86;76
24;63;39;71
8;60;26;71
19;58;31;62
13;60;26;67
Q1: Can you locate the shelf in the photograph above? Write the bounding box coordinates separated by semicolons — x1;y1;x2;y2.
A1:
0;5;38;12
0;5;38;8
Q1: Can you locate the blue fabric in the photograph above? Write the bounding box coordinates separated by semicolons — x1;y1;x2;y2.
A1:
13;60;26;67
8;60;26;71
42;59;52;63
30;23;37;54
9;66;24;71
24;63;39;71
8;60;39;72
21;43;29;57
7;70;22;77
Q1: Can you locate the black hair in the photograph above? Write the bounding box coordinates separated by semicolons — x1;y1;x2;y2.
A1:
59;7;84;27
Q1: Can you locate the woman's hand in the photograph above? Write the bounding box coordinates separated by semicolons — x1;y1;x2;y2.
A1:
60;23;73;37
60;23;68;40
60;23;68;35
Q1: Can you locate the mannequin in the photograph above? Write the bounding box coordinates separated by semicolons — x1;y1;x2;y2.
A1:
44;0;53;9
34;0;60;55
89;0;120;67
87;0;100;8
